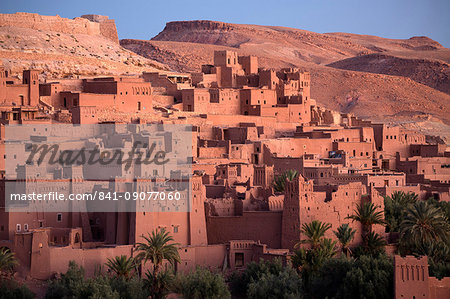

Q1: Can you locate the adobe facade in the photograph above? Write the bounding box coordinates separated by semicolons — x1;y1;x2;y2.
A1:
394;256;450;299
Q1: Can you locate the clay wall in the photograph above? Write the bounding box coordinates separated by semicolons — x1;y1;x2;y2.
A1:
72;106;98;124
182;89;210;113
394;255;430;299
178;244;227;272
206;211;282;248
238;56;258;75
332;141;373;158
240;89;277;114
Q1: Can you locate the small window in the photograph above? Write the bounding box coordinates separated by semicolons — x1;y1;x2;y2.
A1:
16;224;21;232
24;224;29;232
39;221;43;228
174;226;179;233
57;213;62;222
235;252;244;268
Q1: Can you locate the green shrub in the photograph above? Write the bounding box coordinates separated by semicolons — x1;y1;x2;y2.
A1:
143;269;174;299
246;266;303;299
230;258;285;296
109;276;149;299
45;261;118;299
338;255;393;299
0;279;34;299
310;257;353;299
175;267;230;299
230;258;303;298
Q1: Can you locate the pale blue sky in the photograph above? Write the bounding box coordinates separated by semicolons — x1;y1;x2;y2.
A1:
1;0;449;47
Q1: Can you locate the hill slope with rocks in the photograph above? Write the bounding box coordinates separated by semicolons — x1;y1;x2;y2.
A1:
121;20;450;129
0;13;167;79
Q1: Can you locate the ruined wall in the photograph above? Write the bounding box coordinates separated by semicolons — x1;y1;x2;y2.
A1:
81;14;119;43
0;13;118;43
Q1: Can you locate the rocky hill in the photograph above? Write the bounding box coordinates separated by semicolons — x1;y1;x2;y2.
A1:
327;54;450;94
121;20;450;129
0;13;168;79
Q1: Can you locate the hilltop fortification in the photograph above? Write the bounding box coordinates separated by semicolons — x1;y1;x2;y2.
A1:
0;12;118;43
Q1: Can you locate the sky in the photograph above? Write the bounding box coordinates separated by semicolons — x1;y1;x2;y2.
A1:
1;0;449;47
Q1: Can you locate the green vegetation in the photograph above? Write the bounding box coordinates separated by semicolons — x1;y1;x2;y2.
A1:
384;191;418;232
0;248;34;298
273;169;298;192
105;255;137;279
398;200;450;278
143;269;174;299
310;254;393;299
400;200;448;245
247;266;303;299
334;223;356;257
174;267;230;299
292;220;338;293
383;191;450;278
0;247;18;279
230;258;302;299
135;228;180;298
0;279;35;299
45;261;119;299
296;220;332;249
346;201;385;247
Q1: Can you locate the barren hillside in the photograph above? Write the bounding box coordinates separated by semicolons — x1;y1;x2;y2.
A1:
0;13;168;79
327;54;450;94
121;20;450;128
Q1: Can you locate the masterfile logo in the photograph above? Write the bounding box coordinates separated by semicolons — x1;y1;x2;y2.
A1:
3;124;193;213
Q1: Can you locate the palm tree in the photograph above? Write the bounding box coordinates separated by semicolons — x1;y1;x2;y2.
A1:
319;238;338;259
105;255;136;279
292;238;337;293
384;191;417;232
296;220;332;249
346;201;385;246
273;169;298;193
365;231;387;255
400;201;449;248
143;269;174;299
415;239;449;263
0;247;18;278
136;228;180;297
334;223;356;257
